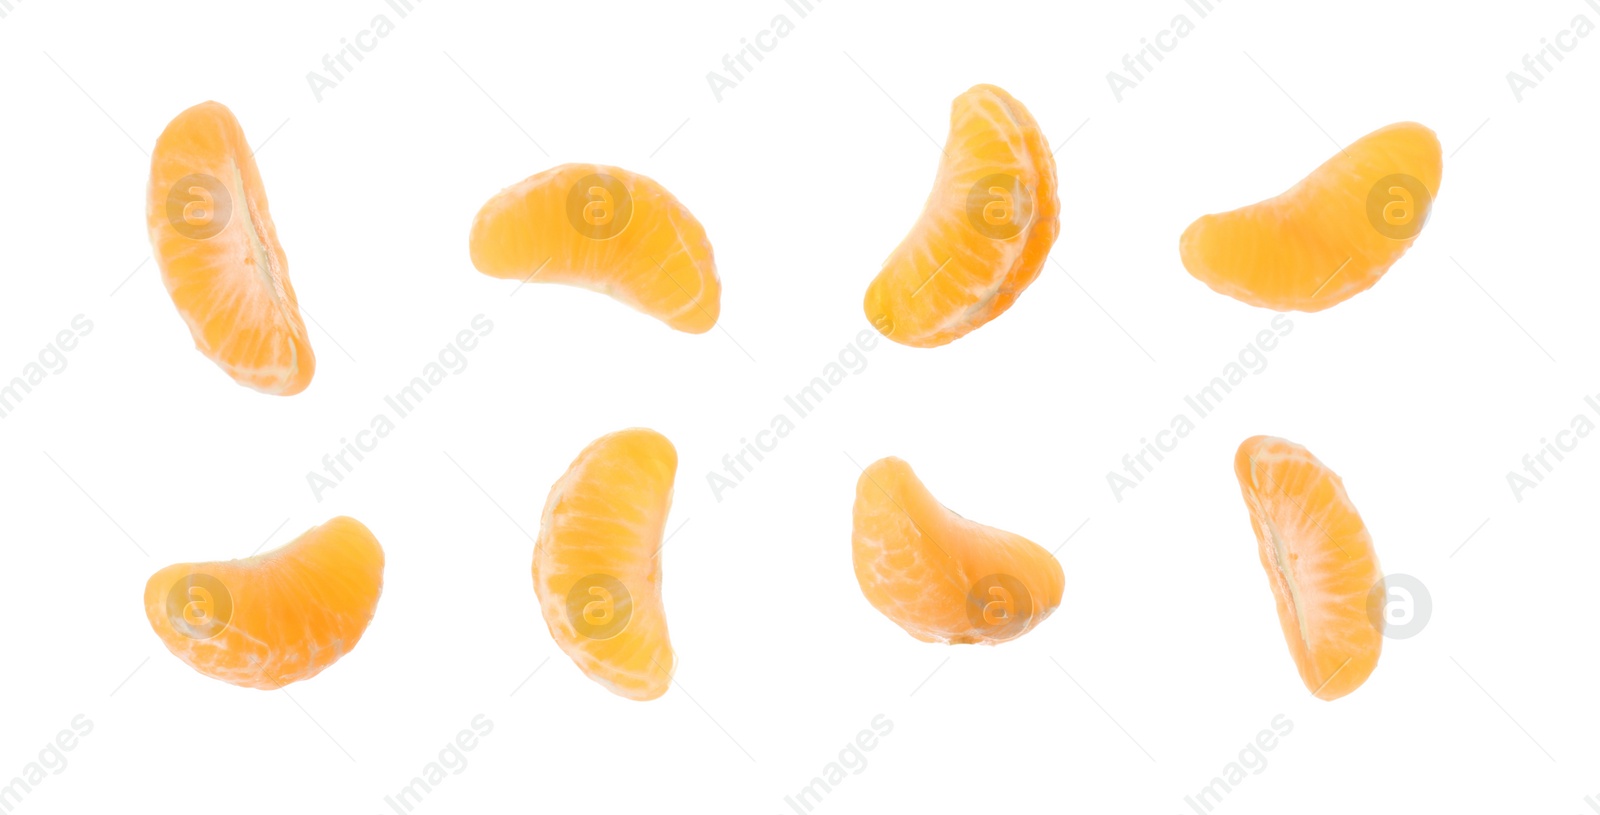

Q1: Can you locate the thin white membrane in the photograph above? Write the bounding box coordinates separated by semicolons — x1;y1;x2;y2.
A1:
1252;459;1313;650
921;93;1037;339
227;157;300;387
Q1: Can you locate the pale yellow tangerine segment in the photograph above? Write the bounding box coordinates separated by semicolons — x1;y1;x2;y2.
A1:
1235;437;1382;700
143;517;384;689
533;429;677;700
1181;122;1441;312
852;457;1064;644
146;101;314;394
469;164;720;333
864;84;1059;347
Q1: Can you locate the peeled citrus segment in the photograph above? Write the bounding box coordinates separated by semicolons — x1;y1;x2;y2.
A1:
144;517;384;689
863;84;1060;348
1181;122;1442;312
533;428;677;700
1234;437;1383;701
469;164;720;334
146;101;315;395
852;457;1064;644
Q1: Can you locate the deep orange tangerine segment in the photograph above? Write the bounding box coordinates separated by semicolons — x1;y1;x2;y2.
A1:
144;517;384;689
864;84;1060;348
852;457;1064;644
532;428;676;700
470;164;720;334
1234;436;1382;701
1181;122;1442;312
146;101;315;395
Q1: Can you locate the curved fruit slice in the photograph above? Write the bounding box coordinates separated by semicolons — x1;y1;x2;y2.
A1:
533;428;677;700
470;164;720;334
852;457;1063;644
1234;436;1382;701
146;101;315;395
144;517;384;689
1181;122;1442;312
863;84;1060;348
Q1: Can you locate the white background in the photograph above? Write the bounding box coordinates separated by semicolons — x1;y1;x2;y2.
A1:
1;0;1597;812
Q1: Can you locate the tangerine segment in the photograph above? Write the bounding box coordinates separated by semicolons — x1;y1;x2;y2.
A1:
1181;122;1442;312
533;428;677;701
1234;437;1382;701
146;101;315;395
470;164;720;334
144;517;385;689
864;84;1060;348
852;457;1064;644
